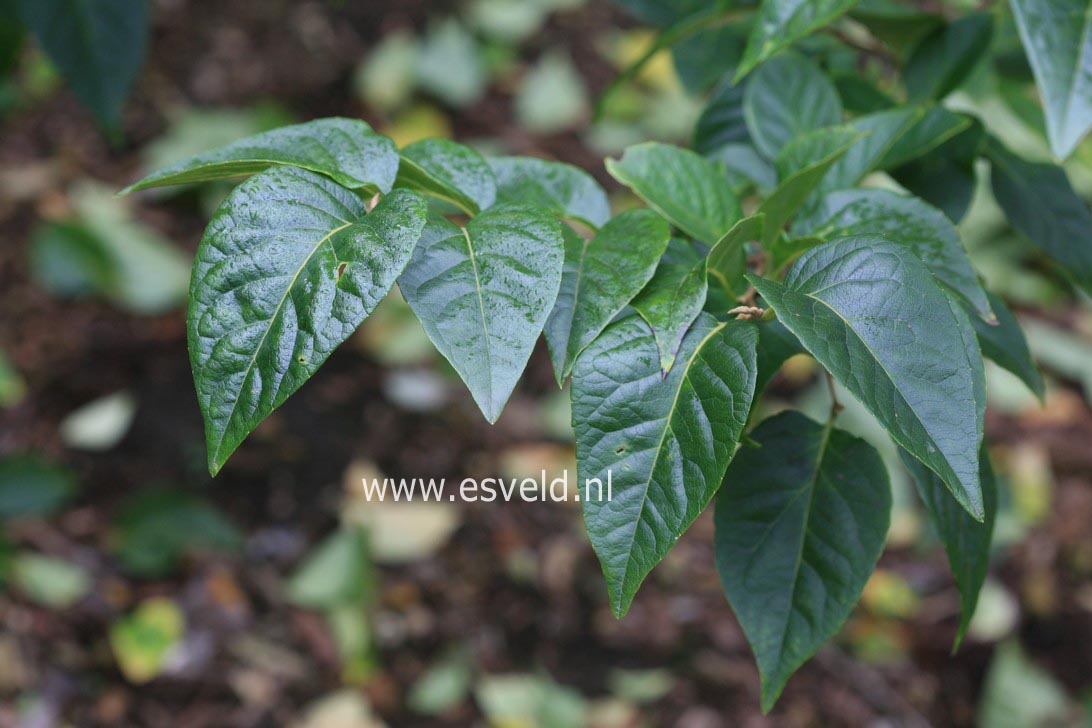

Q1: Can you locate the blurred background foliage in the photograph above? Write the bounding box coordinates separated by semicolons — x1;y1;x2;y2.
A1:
0;0;1090;725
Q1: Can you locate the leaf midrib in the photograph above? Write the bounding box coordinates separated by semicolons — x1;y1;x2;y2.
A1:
209;216;353;464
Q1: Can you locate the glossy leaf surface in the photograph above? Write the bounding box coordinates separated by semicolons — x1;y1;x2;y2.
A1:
715;411;890;712
189;167;427;474
574;314;757;617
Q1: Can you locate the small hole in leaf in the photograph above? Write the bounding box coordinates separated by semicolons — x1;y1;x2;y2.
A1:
615;446;626;455
297;356;306;364
335;262;347;280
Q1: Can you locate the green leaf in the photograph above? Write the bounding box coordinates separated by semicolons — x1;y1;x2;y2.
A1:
890;117;983;222
607;142;742;243
742;53;843;160
707;143;777;193
0;454;76;519
878;108;974;170
707;214;764;301
189;167;427;474
544;210;671;385
11;553;91;608
113;490;242;577
16;0;148;126
750;236;986;518
901;444;996;649
904;13;994;101
1009;0;1092;158
631;239;709;373
760;126;861;245
803;189;992;320
573;313;757;617
693;79;749;156
754;319;805;395
714;411;890;712
399;206;564;422
735;0;858;81
986;138;1092;296
673;22;749;92
972;292;1045;400
850;0;941;53
110;598;186;684
395;138;497;214
122;118;400;195
288;527;374;608
489;156;610;228
818;107;922;193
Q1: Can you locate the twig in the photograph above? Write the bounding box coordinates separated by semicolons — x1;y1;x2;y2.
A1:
727;305;765;320
826;371;844;419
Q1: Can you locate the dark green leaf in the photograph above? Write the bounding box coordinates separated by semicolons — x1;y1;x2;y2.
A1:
754;319;805;395
0;455;76;519
17;0;148;126
850;0;941;53
707;143;777;193
760;126;861;245
395;138;497;214
574;314;757;616
879;108;974;170
123;118;400;195
1009;0;1092;158
715;411;890;712
832;74;895;113
901;444;996;649
607;142;742;243
891;118;983;222
693;79;749;156
673;22;749;92
742;53;843;160
972;292;1045;400
803;189;992;320
735;0;858;80
819;107;921;193
544;210;671;384
750;236;986;518
0;0;25;76
904;13;994;101
708;214;764;301
114;490;242;577
631;239;709;372
610;0;725;27
399;206;564;422
986;138;1092;296
189;167;427;474
490;156;610;228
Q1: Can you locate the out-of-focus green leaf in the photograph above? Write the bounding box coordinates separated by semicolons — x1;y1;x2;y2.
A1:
110;598;185;684
0;455;76;519
416;19;486;108
16;0;148;126
673;22;748;92
353;30;419;112
408;651;472;716
1009;0;1092;158
114;490;242;577
891;117;983;222
707;214;763;302
987;138;1092;296
475;673;587;728
743;52;842;160
735;0;858;81
0;350;25;408
880;108;974;170
693;79;748;155
11;553;90;608
904;13;993;101
979;642;1074;728
515;50;588;135
288;528;374;609
902;446;996;649
59;391;136;451
971;292;1044;400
